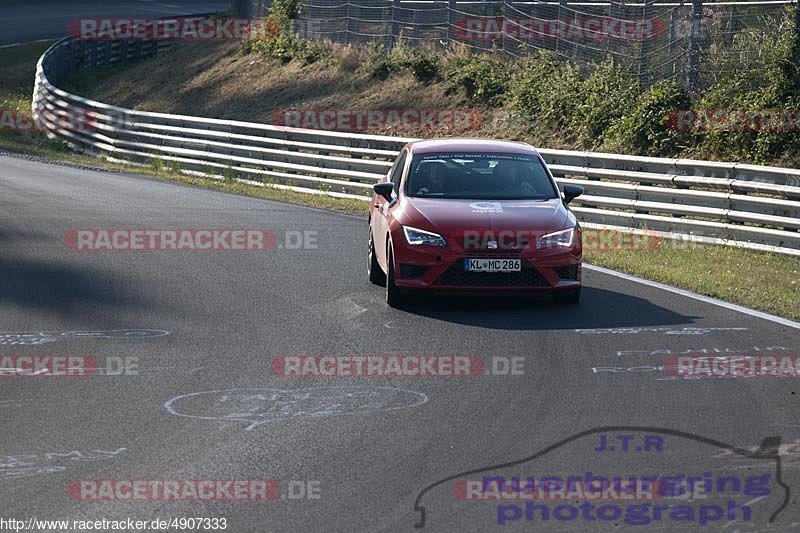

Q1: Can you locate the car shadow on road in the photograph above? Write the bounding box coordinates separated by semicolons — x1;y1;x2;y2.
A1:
0;253;160;323
399;286;699;331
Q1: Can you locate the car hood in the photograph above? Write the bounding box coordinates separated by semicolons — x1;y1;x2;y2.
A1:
404;198;571;236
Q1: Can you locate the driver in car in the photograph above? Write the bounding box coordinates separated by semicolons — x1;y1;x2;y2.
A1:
493;159;537;196
414;161;447;195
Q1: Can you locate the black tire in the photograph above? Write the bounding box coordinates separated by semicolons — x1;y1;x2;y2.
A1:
385;244;405;308
554;287;581;305
368;225;386;286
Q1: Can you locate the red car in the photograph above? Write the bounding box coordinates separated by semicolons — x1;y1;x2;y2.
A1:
368;139;584;307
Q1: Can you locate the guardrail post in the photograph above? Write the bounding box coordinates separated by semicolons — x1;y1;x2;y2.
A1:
688;0;703;91
104;40;112;65
120;39;129;64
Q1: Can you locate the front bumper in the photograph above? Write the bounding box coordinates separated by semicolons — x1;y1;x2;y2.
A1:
391;240;582;292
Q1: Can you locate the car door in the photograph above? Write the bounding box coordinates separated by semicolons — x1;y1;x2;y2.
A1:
372;149;407;269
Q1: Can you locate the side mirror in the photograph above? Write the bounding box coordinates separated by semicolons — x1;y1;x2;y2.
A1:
373;182;395;202
563;184;584;205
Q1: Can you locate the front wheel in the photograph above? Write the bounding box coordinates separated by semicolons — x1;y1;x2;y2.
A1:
554;287;581;305
368;225;386;286
386;244;406;308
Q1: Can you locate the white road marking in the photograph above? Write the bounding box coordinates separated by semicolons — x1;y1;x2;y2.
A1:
320;296;368;322
164;386;429;430
721;496;768;528
585;264;800;330
0;39;53;49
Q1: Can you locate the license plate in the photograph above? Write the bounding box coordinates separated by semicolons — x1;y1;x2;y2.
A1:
464;258;521;272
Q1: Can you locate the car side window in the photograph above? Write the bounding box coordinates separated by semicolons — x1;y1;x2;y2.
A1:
389;150;408;194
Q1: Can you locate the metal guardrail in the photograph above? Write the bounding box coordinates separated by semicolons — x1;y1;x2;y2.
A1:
32;28;800;255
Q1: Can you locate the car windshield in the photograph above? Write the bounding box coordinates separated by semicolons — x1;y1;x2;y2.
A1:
406;152;559;200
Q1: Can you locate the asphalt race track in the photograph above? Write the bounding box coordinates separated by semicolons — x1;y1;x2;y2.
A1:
0;153;798;531
0;1;229;46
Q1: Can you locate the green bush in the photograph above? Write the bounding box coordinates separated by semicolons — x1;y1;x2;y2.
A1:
360;41;391;79
402;49;441;84
166;159;183;173
222;166;238;183
269;0;300;28
248;31;329;65
444;54;511;105
506;52;582;136
243;0;327;65
572;61;640;148
297;39;330;65
606;80;691;156
148;156;164;173
674;7;800;163
360;41;441;83
697;74;767;161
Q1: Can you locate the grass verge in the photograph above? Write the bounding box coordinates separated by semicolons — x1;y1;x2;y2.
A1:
0;43;797;320
585;240;799;321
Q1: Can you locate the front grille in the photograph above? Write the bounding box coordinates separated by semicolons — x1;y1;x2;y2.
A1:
399;264;429;279
553;264;579;281
433;261;550;287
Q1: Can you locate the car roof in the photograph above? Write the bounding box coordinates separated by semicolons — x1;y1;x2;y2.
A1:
406;138;540;157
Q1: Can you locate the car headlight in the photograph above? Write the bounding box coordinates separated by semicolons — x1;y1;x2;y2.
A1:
537;227;575;249
403;226;447;248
